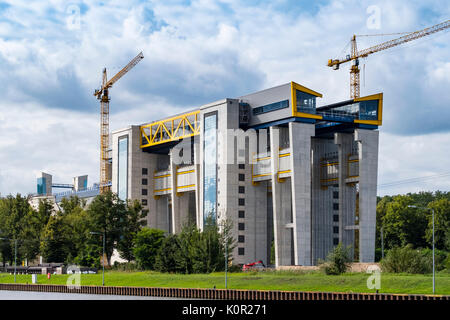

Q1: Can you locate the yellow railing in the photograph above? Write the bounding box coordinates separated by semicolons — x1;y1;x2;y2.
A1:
141;110;200;148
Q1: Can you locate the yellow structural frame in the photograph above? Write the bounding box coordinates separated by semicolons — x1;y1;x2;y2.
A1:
141;110;200;148
291;81;323;120
353;93;383;126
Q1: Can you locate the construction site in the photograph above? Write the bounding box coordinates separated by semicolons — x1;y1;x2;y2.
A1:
25;18;450;267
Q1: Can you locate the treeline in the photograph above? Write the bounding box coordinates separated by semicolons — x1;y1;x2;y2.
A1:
375;191;450;272
132;217;235;274
0;192;235;273
0;192;147;267
376;191;450;252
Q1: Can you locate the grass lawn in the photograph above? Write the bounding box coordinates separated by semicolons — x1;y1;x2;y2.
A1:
0;270;449;295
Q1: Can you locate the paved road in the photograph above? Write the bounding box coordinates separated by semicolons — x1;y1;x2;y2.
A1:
0;290;184;300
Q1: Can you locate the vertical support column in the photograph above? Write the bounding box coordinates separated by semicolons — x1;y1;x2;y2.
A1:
289;122;314;266
270;126;290;267
335;133;356;258
355;129;379;262
170;153;191;234
169;153;179;234
194;138;201;229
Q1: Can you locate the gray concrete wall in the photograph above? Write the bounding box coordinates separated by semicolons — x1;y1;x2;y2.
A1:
311;137;337;264
289;122;315;266
335;133;357;259
355;129;379;262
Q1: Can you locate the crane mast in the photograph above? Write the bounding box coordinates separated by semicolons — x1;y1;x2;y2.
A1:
328;19;450;98
94;52;144;194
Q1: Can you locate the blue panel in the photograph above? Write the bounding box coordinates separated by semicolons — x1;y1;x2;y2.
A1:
253;99;289;115
203;112;217;225
37;177;46;195
250;117;315;130
118;136;128;200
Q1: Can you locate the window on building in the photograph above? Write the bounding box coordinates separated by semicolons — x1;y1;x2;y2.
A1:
238;235;245;243
333;203;339;210
296;90;316;114
238;248;245;255
203;112;218;224
238;164;245;170
118;136;129;200
238;173;245;181
238;210;245;218
333;191;339;199
238;223;245;231
253;100;289;115
333;214;339;222
238;198;245;206
142;189;148;196
238;186;245;194
333;238;339;245
142;178;148;185
142;199;148;206
142;168;148;175
333;226;339;234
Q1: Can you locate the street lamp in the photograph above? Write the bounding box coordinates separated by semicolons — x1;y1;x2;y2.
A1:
408;205;435;294
90;231;105;286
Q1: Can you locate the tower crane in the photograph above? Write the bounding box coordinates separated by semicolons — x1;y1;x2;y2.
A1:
328;19;450;98
94;51;144;194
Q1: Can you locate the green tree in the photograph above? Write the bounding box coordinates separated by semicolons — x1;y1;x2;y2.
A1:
87;191;127;265
133;228;165;270
381;195;427;249
20;198;54;261
40;214;67;262
0;195;34;265
425;199;450;250
117;199;148;262
155;234;185;273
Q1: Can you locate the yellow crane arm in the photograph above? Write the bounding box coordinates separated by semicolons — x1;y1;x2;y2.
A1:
328;19;450;67
94;51;144;97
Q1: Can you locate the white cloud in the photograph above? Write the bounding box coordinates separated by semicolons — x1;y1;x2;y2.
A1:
0;0;449;196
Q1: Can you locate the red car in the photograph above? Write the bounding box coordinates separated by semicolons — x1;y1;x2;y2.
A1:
242;260;266;271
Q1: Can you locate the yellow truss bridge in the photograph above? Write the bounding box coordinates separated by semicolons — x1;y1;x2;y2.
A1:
141;110;200;148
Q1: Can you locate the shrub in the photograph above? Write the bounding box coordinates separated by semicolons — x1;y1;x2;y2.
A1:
419;248;448;272
133;228;165;270
111;261;140;272
155;234;186;273
380;244;431;274
320;243;352;275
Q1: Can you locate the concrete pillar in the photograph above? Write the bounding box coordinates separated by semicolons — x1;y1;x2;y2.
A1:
289;122;314;266
169;153;192;234
335;133;356;258
270;126;292;266
355;129;379;262
194;137;201;229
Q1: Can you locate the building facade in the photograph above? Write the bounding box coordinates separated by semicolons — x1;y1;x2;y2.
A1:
111;81;382;267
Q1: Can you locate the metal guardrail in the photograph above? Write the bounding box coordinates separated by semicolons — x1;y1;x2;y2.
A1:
0;283;447;300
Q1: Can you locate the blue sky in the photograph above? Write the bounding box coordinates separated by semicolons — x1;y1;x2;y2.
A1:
0;0;449;196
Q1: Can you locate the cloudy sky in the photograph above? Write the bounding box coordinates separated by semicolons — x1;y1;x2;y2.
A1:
0;0;449;197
